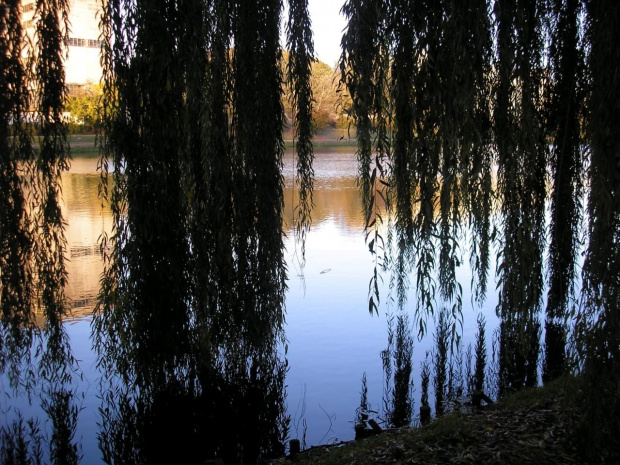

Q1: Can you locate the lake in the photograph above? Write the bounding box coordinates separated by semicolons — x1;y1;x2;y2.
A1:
1;147;499;462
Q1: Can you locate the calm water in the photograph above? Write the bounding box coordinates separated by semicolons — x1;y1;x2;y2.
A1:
1;147;498;462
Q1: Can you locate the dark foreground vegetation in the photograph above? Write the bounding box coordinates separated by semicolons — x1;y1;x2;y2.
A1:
2;0;620;463
273;376;618;465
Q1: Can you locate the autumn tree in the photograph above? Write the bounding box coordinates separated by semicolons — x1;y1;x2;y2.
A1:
283;54;346;130
65;83;103;128
310;60;340;129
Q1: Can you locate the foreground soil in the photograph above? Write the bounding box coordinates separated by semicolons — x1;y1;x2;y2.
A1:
272;377;617;465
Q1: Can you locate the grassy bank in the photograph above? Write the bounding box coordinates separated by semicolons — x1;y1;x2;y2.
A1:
284;127;357;149
285;139;357;149
68;132;358;156
272;376;617;464
67;134;99;157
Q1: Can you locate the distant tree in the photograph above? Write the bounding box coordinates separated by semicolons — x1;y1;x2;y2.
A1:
283;55;345;130
310;61;339;129
65;83;103;127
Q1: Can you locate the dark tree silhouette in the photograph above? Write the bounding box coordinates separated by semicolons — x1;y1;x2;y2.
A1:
339;0;619;454
93;0;314;461
3;0;620;459
1;0;74;389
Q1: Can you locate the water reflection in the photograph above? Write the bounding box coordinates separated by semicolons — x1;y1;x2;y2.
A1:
96;351;288;463
55;149;363;463
2;148;499;461
0;388;80;464
61;172;113;322
59;149;363;322
283;178;364;236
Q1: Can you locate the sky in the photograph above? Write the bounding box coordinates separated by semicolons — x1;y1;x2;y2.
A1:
307;0;347;68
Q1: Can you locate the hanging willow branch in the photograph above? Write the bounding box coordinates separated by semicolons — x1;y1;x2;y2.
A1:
1;0;74;389
287;0;315;263
544;0;585;383
493;0;548;394
341;0;493;334
33;0;74;385
94;0;309;459
1;0;37;389
340;0;392;315
579;0;620;454
451;0;494;308
95;0;194;390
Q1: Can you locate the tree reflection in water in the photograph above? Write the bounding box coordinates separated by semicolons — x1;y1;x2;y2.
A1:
1;388;80;465
96;351;288;464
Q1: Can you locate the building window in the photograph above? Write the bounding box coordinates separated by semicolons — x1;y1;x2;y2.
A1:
68;37;101;48
23;20;34;28
22;3;35;12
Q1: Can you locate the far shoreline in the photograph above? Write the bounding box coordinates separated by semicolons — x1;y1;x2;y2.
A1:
68;129;359;158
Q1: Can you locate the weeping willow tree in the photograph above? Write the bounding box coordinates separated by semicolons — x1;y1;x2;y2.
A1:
578;0;620;454
3;0;620;457
340;0;619;452
339;0;546;390
340;0;493;333
339;0;392;317
1;0;74;390
494;0;547;394
544;0;585;383
94;0;314;461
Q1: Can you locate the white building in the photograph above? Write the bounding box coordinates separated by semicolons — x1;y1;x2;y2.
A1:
21;0;102;92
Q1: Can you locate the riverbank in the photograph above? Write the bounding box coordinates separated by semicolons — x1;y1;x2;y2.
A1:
283;127;357;148
67;128;358;158
272;376;616;465
67;134;99;157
